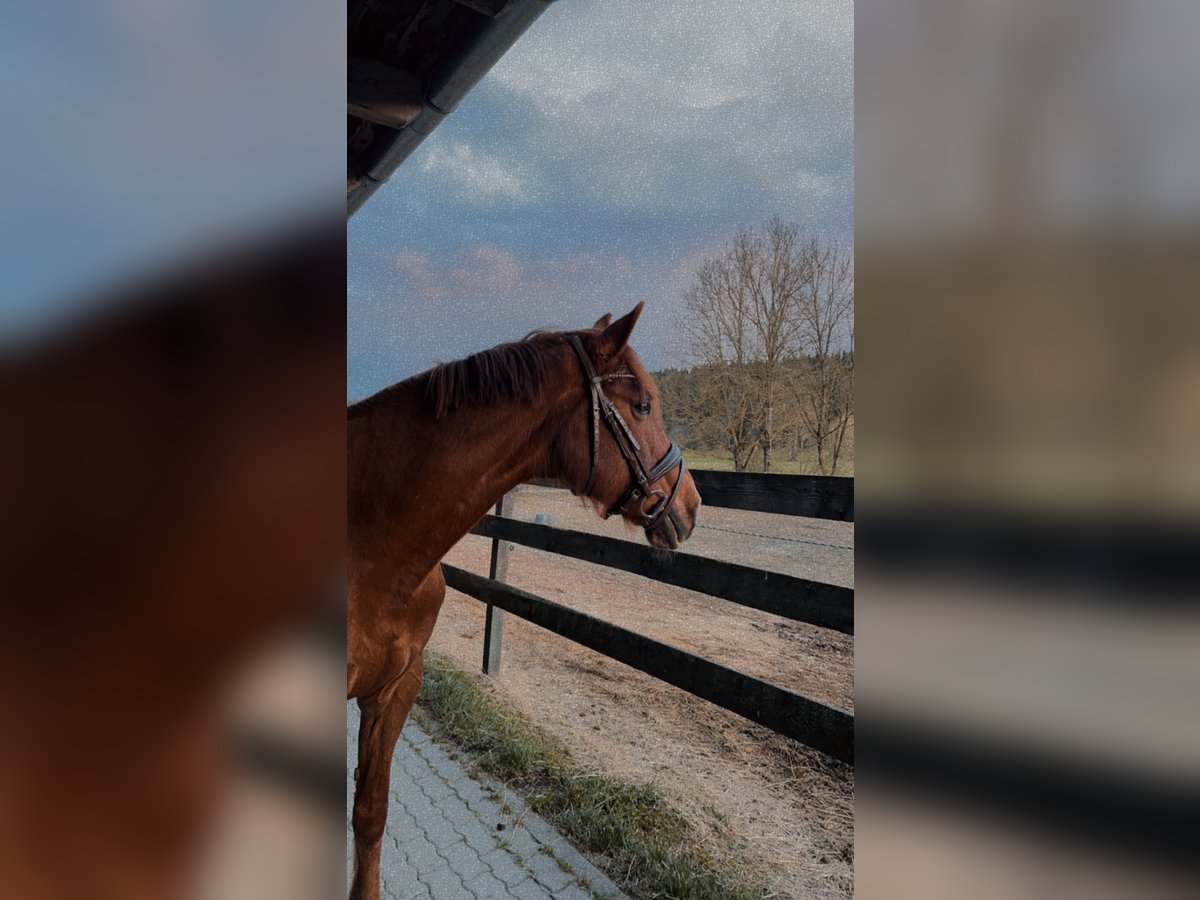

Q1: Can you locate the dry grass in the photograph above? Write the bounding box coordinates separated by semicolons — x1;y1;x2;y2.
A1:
682;448;854;477
413;651;771;900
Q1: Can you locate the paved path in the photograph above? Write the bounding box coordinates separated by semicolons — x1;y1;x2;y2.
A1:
347;706;626;900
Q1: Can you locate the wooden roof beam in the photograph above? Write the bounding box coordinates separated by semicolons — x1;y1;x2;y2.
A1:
450;0;517;17
348;57;423;129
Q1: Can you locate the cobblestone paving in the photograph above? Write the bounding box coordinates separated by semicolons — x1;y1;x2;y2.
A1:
347;706;626;900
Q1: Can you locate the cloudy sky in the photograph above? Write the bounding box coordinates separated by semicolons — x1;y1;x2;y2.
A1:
348;0;853;400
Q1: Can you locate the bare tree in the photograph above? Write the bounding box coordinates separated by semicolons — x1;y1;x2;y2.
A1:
679;238;758;470
787;240;854;474
680;219;807;472
674;222;854;475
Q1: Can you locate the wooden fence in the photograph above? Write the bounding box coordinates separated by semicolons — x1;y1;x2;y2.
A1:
441;470;854;764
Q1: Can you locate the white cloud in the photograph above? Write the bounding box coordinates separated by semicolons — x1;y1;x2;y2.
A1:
385;242;639;312
420;141;533;204
450;243;522;294
391;249;445;301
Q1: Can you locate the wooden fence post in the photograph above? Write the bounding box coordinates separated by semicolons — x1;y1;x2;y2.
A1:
482;491;513;675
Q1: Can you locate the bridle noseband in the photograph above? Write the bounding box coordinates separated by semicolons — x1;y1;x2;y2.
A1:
567;335;685;530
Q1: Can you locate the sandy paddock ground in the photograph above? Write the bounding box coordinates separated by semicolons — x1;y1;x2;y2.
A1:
429;485;854;898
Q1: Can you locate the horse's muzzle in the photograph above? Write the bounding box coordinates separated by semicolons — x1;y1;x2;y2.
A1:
646;505;694;550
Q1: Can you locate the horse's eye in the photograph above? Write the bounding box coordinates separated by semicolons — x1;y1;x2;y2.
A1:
634;399;652;416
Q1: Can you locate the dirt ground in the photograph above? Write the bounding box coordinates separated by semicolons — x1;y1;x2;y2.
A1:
427;485;854;898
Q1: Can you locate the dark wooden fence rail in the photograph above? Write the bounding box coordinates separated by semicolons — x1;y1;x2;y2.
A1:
470;515;854;634
528;472;854;520
690;470;854;520
455;469;854;764
443;564;853;762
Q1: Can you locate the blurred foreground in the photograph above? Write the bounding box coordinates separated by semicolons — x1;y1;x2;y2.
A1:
856;2;1200;897
0;225;347;899
0;4;345;897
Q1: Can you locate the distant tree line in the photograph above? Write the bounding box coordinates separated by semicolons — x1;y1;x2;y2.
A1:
656;219;853;475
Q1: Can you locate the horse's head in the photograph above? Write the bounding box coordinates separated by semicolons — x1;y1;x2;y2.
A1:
555;303;701;550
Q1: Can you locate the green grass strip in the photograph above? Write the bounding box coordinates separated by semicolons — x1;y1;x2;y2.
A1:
412;651;767;900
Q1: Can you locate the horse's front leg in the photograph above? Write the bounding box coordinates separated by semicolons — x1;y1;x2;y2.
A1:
348;658;423;900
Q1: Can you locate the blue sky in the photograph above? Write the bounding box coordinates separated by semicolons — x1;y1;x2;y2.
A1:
348;0;853;401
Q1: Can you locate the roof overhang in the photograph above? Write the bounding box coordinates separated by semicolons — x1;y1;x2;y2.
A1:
347;0;554;217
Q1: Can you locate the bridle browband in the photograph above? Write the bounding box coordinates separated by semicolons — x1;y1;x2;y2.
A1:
566;334;685;530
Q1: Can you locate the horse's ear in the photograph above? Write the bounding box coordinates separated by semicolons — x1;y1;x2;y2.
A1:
597;302;643;359
592;313;613;330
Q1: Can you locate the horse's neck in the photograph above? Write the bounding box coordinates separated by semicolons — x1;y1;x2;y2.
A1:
350;381;565;568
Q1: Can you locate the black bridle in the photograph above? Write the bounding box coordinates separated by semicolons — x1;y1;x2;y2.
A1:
567;335;685;530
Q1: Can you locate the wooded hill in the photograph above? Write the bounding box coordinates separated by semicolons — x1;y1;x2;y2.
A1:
654;352;854;475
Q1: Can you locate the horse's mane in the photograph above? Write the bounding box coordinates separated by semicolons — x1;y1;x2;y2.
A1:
350;331;572;420
426;331;566;418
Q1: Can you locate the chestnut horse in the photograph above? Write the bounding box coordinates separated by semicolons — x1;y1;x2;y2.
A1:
346;303;701;899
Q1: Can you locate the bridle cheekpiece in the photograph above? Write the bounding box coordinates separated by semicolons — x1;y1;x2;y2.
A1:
567;334;685;530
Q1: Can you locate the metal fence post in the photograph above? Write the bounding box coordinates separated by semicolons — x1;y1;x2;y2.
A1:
482;491;513;675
